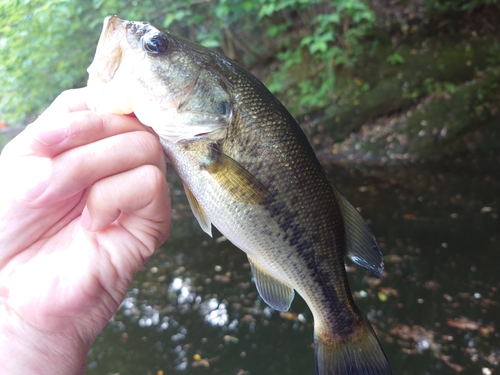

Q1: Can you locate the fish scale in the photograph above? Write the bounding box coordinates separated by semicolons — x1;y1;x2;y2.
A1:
87;16;392;375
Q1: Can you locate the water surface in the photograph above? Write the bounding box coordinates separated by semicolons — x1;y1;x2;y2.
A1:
85;155;500;375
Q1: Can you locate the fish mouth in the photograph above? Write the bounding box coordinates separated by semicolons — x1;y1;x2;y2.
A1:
86;16;142;115
87;16;227;142
87;16;162;88
103;16;125;43
87;16;126;84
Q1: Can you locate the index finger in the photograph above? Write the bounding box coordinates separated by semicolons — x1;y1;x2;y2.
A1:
38;88;89;119
2;88;91;157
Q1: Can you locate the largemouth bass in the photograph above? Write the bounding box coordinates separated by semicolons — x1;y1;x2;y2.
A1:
87;16;392;375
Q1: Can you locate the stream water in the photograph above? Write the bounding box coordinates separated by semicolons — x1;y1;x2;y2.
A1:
83;155;499;375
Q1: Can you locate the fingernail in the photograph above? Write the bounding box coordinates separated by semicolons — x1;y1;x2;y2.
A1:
36;127;67;146
81;206;92;230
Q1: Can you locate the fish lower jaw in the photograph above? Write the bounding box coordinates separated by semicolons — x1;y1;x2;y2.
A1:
86;79;134;115
152;126;216;144
148;119;228;144
87;98;133;115
131;108;187;143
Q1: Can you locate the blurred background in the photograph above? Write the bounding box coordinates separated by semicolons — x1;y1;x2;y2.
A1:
1;1;499;374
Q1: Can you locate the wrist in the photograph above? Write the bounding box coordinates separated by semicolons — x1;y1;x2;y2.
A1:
0;303;90;375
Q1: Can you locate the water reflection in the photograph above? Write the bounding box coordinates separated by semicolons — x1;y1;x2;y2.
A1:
85;156;500;375
202;298;229;327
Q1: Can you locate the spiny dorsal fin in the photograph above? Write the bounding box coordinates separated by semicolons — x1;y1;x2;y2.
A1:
248;255;295;311
203;147;271;205
183;182;212;237
332;185;384;278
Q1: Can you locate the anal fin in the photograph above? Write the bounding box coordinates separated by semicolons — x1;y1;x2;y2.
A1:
183;182;212;237
248;255;294;311
332;185;384;278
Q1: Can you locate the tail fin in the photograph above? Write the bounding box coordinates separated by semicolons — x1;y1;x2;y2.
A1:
315;317;392;375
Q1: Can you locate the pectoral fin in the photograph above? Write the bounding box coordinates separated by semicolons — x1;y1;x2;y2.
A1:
248;255;294;311
183;182;212;237
332;185;384;278
204;147;271;205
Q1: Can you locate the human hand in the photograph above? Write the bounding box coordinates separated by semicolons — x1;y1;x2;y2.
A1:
0;88;171;374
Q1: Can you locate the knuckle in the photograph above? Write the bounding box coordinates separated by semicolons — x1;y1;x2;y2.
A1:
80;112;106;134
142;164;165;192
133;131;164;163
142;131;162;153
64;111;105;139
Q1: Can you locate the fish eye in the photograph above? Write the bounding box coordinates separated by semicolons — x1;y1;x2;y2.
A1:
143;34;168;55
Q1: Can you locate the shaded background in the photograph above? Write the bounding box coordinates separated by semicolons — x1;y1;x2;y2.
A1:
1;1;499;374
82;160;499;375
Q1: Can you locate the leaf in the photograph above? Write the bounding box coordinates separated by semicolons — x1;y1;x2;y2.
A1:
387;52;405;65
200;39;220;48
378;292;388;302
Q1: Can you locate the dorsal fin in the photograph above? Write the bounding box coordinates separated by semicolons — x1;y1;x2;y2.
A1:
183;182;212;237
248;255;295;311
203;147;271;205
332;185;384;278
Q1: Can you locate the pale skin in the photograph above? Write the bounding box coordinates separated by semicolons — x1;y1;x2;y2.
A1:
0;88;172;374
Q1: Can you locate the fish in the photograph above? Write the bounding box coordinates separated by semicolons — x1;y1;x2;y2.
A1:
87;16;392;375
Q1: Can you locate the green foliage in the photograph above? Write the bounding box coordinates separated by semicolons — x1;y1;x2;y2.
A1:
429;0;497;12
0;0;377;124
387;52;405;65
1;0;92;123
402;77;458;100
487;40;500;66
0;0;159;124
2;0;499;126
261;0;375;112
